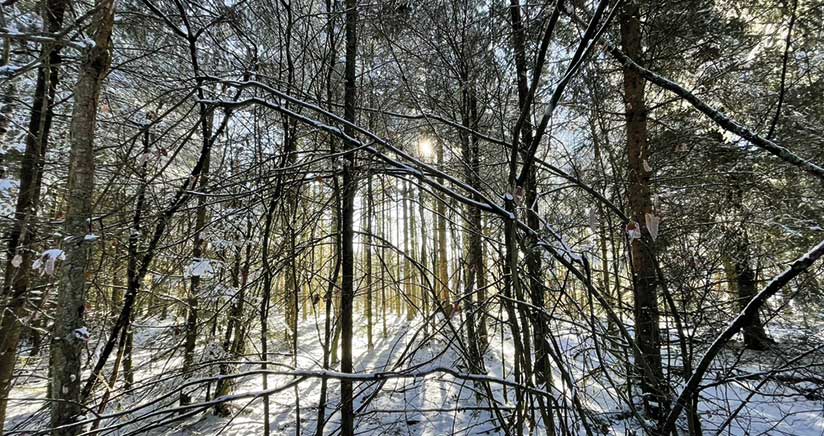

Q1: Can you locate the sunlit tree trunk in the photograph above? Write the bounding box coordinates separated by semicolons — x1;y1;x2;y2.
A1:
436;142;449;310
380;177;388;336
418;189;431;335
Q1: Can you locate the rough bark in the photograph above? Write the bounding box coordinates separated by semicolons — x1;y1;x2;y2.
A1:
619;1;668;422
49;0;115;433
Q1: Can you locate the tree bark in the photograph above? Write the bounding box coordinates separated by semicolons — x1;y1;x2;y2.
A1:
508;0;550;387
730;232;772;350
0;0;67;429
436;142;450;309
180;112;212;406
619;1;668;422
365;177;374;349
49;0;115;433
340;0;359;434
405;180;417;321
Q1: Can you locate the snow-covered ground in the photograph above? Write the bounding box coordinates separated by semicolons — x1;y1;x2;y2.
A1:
4;310;824;435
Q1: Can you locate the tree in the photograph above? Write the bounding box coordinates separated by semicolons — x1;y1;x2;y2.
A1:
619;0;668;422
340;0;359;434
49;0;115;432
0;0;67;429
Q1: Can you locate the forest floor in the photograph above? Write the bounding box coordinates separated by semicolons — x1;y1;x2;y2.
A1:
4;311;824;435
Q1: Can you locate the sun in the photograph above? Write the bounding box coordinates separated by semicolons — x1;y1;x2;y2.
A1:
418;137;434;159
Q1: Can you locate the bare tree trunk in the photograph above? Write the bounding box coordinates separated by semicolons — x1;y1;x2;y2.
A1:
315;210;341;436
0;0;67;428
730;232;772;350
508;0;550;388
365;177;374;350
502;196;526;435
49;1;115;433
418;189;431;336
724;170;773;351
260;198;276;436
181;113;212;406
405;180;417;321
436;142;450;310
620;1;668;422
340;0;359;434
457;74;484;363
401;180;411;320
379;179;388;333
215;225;252;416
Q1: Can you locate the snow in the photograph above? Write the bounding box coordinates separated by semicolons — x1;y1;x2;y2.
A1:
184;257;218;278
32;248;65;276
9;143;27;153
3;306;824;435
588;208;599;234
78;37;96;49
0;65;22;77
0;178;19;194
72;327;91;342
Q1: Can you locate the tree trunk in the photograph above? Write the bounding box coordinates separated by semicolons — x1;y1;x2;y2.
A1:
215;231;252;416
181;113;212;406
502;196;527;435
340;0;358;434
508;0;550;387
260;196;277;436
731;233;772;350
418;188;431;336
436;142;450;310
457;74;485;362
80;125;147;400
726;166;773;351
620;1;668;422
405;180;417;321
49;1;115;433
365;177;374;350
0;0;67;429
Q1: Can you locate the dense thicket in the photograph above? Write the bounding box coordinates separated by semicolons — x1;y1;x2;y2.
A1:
0;0;822;435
